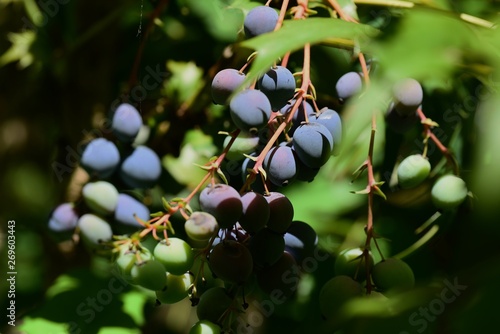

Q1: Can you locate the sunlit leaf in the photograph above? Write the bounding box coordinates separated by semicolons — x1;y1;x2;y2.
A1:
0;31;36;68
163;129;217;188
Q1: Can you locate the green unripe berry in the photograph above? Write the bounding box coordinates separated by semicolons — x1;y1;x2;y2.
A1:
155;272;193;304
189;320;221;334
131;259;167;291
397;154;431;189
153;238;195;275
319;275;363;319
196;287;233;324
185;212;219;245
431;174;468;210
372;258;415;292
77;214;113;245
82;181;119;214
115;246;152;282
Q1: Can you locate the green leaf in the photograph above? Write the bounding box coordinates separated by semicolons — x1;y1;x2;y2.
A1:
284;174;365;229
217;167;229;184
163;129;217;188
18;269;140;334
46;275;81;299
17;316;71;334
163;61;204;104
369;9;484;83
184;0;245;42
120;291;149;327
240;18;379;84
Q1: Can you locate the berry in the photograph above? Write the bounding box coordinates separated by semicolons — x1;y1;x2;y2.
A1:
431;174;468;210
292;146;320;182
153;238;194;275
196;287;233;325
238;192;270;234
256;251;299;298
397;154;431;189
319;275;363;319
229;89;272;131
82;181;119;215
111;103;142;142
211;69;246;105
265;192;294;234
263;145;297;187
335;71;363;100
116;246;152;282
120;145;162;189
48;203;78;232
372;258;415;292
199;184;243;229
284;220;318;264
185;212;219;244
392;78;423;117
77;214;113;245
155;272;193;304
211;225;249;248
309;107;342;155
189;320;221;334
80;138;120;178
248;228;285;268
257;66;296;110
130;259;167;291
244;6;278;38
208;240;253;284
292;122;333;168
114;194;150;227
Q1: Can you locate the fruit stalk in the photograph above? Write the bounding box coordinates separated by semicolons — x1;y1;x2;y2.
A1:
416;108;459;175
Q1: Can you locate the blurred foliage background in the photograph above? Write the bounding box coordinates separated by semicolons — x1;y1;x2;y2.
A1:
1;0;500;333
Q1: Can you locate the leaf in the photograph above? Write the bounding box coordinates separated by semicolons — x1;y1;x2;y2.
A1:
184;0;245;42
163;61;204;104
17;316;71;334
18;269;140;334
350;187;370;195
369;9;486;83
217;167;229;184
163;129;217;188
393;224;440;259
0;31;36;68
120;290;149;327
240;18;379;84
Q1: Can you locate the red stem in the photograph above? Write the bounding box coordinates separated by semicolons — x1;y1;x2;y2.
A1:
416;108;459;175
